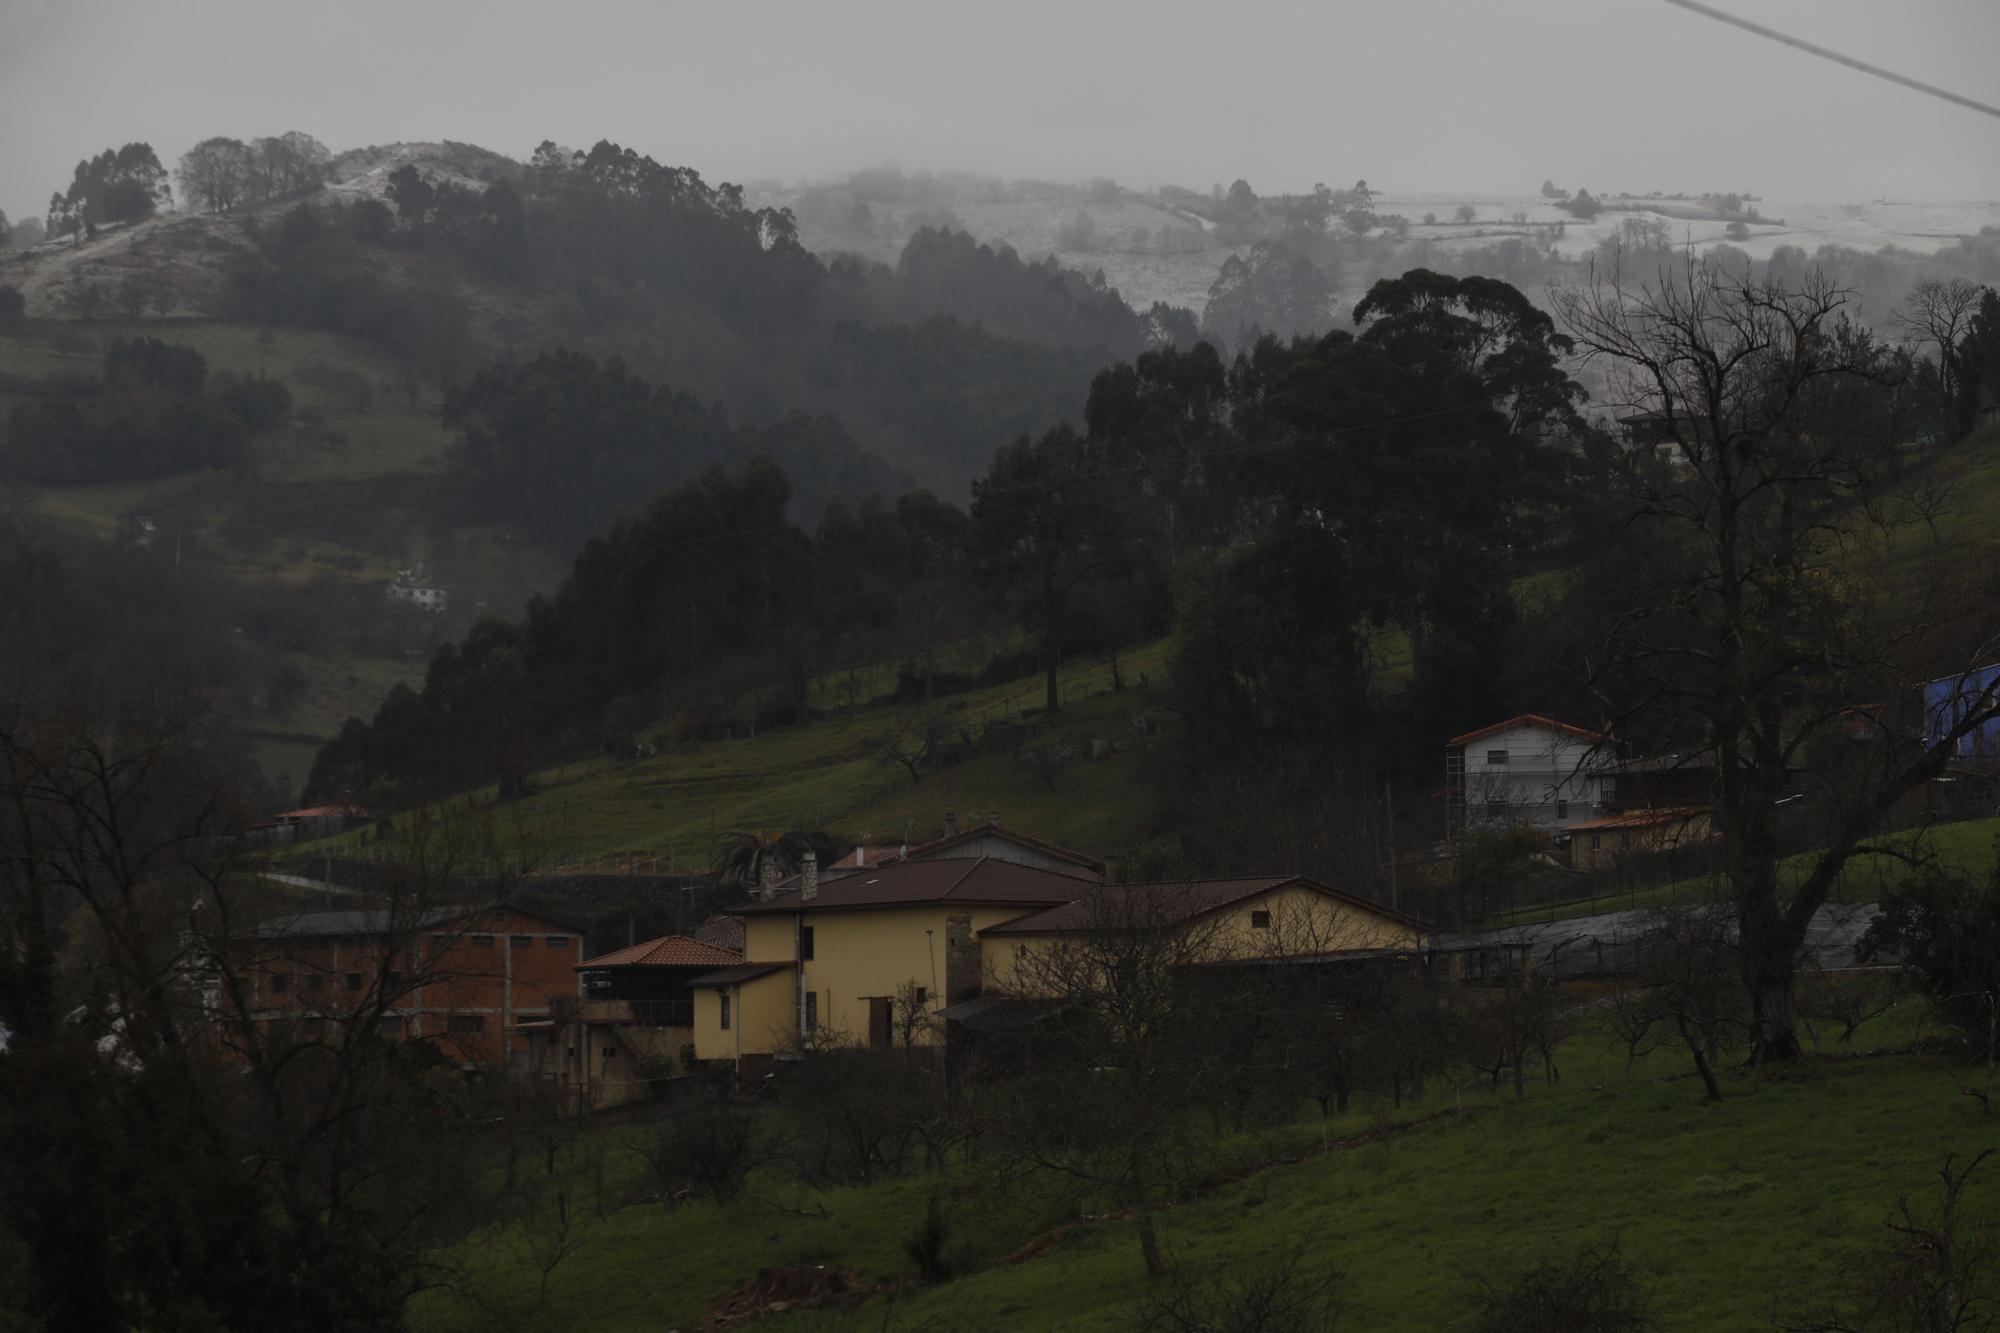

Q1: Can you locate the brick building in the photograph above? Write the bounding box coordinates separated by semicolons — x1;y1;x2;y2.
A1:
230;905;584;1067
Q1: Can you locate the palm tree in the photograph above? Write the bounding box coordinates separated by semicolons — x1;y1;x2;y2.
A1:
710;829;817;891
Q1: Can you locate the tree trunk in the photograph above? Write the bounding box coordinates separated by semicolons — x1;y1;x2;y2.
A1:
1129;1144;1166;1278
1678;1016;1723;1101
1043;563;1061;714
1747;964;1804;1065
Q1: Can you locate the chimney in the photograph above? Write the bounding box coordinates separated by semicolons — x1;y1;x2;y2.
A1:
943;811;959;838
852;846;865;868
758;857;780;902
801;850;818;901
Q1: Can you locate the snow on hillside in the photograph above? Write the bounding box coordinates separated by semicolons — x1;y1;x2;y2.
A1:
760;179;2000;319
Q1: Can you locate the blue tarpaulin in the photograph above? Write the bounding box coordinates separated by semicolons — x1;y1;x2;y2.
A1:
1923;663;2000;759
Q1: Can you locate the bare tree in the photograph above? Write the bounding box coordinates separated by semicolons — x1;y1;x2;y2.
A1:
989;884;1239;1278
0;702;544;1324
1638;904;1747;1101
1552;262;2000;1063
1895;279;1985;435
865;710;943;785
1469;1241;1655;1332
1780;1150;1999;1333
1142;1233;1344;1331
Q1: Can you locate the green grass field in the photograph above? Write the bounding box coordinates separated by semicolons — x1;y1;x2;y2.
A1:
302;638;1186;867
1484;813;2000;929
410;1005;1995;1332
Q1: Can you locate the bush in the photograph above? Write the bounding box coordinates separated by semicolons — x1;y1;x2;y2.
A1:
1468;1243;1652;1332
903;1194;962;1283
636;1099;768;1207
1141;1244;1343;1332
0;285;23;326
1863;867;2000;1057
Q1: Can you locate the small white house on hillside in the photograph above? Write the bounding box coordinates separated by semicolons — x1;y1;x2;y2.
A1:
1446;714;1610;840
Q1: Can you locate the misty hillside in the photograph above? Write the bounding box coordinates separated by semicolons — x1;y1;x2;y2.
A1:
754;169;2000;328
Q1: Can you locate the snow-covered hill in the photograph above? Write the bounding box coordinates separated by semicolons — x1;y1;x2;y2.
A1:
754;177;2000;319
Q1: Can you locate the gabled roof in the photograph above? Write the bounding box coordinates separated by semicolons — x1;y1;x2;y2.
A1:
692;913;745;951
776;825;1106;890
981;875;1430;936
738;856;1096;915
899;822;1106;875
1448;714;1607;748
577;935;742;971
686;961;796;988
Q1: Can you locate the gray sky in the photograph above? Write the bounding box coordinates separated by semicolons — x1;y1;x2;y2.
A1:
5;0;1998;224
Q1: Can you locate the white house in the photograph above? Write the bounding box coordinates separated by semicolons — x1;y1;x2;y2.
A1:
1445;714;1610;840
385;567;448;613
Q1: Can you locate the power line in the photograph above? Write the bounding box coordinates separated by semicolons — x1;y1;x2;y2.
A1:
1655;0;2000;122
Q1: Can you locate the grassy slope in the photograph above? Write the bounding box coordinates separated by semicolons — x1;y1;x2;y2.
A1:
0;320;569;793
411;1008;1995;1332
306;639;1186;866
1485;813;2000;929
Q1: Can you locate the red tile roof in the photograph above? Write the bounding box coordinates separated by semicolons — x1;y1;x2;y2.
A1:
738;856;1097;914
1566;807;1710;833
577;935;742;971
1448;714;1607;747
982;876;1430;935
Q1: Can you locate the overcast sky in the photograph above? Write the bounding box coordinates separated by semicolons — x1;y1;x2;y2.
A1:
4;0;1998;224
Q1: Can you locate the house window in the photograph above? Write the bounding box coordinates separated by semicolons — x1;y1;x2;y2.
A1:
301;1017;326;1038
800;926;815;961
545;935;570;948
1590;833;1602;851
603;1046;617;1059
269;972;289;994
345;973;363;992
302;973;324;993
1486;799;1507;817
1619;831;1632;850
470;935;494;948
510;935;533;948
385;970;403;989
804;991;819;1030
914;986;927;1004
1556;799;1570;819
379;1015;404;1038
1486;749;1509;765
447;1014;485;1035
720;994;732;1030
1250;910;1271;929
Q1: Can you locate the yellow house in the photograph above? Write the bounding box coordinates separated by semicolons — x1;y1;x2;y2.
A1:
686;855;1099;1069
978;875;1430;996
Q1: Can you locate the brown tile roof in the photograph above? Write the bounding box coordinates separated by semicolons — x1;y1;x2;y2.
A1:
1448;714;1607;747
692;913;745;951
577;935;742;971
737;856;1096;915
687;961;796;988
982;875;1430;935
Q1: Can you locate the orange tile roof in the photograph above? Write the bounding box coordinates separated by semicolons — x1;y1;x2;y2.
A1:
1448;714;1607;747
1566;807;1709;832
577;935;742;970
